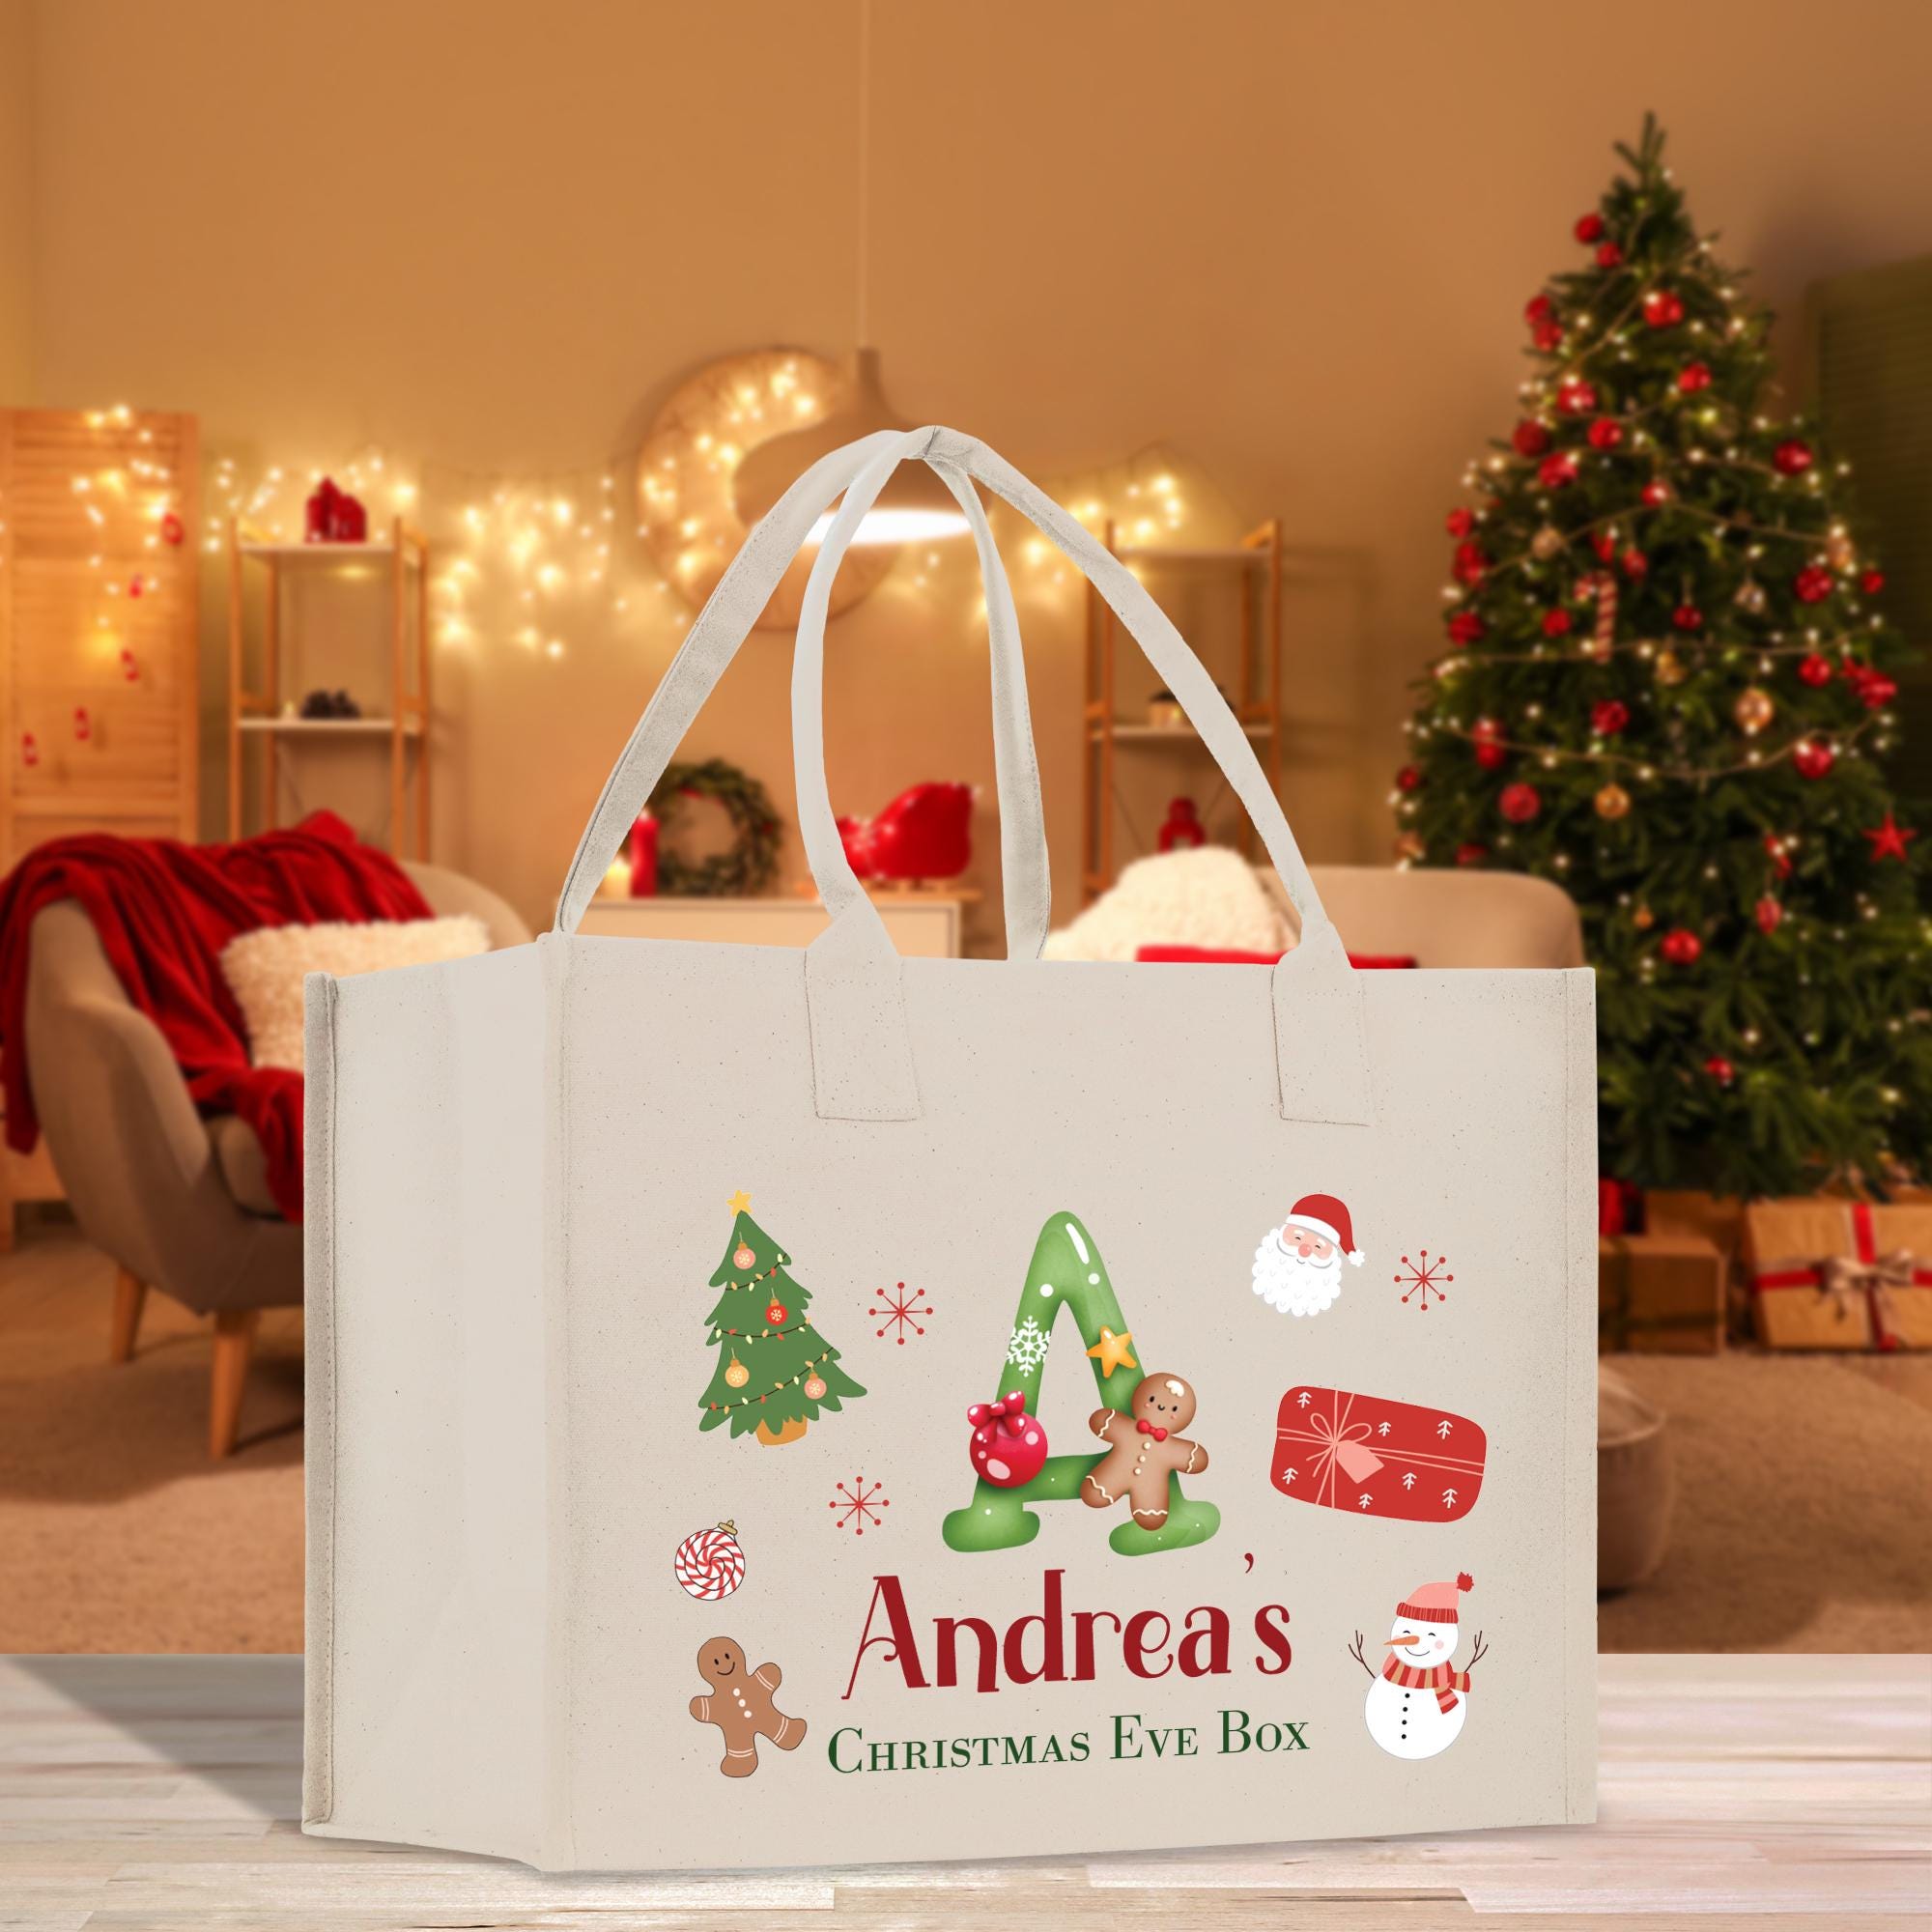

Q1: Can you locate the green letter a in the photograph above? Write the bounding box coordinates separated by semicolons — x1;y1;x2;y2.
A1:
942;1211;1219;1558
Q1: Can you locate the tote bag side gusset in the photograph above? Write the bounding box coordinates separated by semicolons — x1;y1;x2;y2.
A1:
302;947;555;1864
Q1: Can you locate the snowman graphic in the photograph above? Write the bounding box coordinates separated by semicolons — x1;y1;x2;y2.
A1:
1349;1570;1488;1760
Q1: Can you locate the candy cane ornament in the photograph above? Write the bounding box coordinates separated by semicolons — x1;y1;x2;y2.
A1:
672;1520;746;1601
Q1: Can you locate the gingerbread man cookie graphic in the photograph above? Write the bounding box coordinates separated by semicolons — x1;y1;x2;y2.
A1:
1082;1373;1209;1530
688;1636;807;1777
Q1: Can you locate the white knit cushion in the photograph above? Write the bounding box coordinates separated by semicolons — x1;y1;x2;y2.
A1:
1041;847;1291;962
220;917;490;1071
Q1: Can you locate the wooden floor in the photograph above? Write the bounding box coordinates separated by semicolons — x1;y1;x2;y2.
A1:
0;1655;1925;1927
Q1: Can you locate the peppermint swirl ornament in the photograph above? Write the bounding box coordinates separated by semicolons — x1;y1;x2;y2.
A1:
673;1520;746;1602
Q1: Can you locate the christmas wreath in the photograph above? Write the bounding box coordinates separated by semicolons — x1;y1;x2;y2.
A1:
648;758;782;896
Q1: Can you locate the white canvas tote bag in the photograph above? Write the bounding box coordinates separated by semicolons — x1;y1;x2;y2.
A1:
304;425;1598;1871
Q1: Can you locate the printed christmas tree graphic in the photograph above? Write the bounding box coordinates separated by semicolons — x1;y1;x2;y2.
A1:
1399;116;1928;1198
944;1211;1218;1557
698;1191;865;1446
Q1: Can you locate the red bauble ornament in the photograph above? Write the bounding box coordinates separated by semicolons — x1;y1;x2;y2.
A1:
1642;288;1685;328
1796;653;1833;688
1659;928;1703;966
1453;540;1488;586
765;1300;788;1327
1671;603;1703;632
1531;319;1564;352
1754;895;1783;935
1538;452;1579;490
1595;242;1623;270
1764;832;1794;878
159;510;185;547
1446;610;1485;646
1574;213;1605;243
1677;362;1713;394
803;1373;828;1402
1475;742;1508;771
1792;738;1835;781
1772;439;1814;476
126;575;145;600
1498;781;1542;824
1471;716;1502;742
1793;565;1833;604
967;1390;1049;1489
1591;699;1631;736
1853;669;1898;710
1588;417;1625;450
733;1241;755;1270
1395;764;1422;792
1557;378;1598;415
1445;507;1476;538
1861;568;1886;595
1703;1056;1736;1087
1513;419;1552;457
1621;546;1648;578
1640;478;1673;507
1525;292;1554;325
1542;609;1574;639
1455;842;1489;867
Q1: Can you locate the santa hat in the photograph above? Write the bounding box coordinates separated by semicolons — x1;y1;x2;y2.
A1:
1287;1192;1364;1265
1397;1571;1473;1624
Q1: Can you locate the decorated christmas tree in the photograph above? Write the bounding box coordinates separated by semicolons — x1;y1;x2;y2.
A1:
698;1193;865;1445
1399;117;1928;1198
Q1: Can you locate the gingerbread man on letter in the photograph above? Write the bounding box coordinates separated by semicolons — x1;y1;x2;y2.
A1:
688;1636;806;1777
1082;1373;1208;1530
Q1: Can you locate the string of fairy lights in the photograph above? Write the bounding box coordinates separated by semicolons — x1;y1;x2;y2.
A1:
201;414;1209;668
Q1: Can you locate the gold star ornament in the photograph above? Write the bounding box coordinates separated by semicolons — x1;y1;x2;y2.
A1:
1086;1326;1137;1378
726;1189;752;1215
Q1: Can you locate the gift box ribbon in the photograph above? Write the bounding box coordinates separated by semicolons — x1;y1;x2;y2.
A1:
1276;1391;1484;1509
1750;1202;1931;1353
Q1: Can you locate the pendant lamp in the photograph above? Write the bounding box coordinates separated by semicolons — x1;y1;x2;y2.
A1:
729;1;969;547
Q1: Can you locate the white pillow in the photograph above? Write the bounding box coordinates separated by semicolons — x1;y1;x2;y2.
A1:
220;916;490;1071
1041;847;1291;962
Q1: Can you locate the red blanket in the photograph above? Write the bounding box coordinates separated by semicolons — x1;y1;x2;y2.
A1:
0;811;430;1221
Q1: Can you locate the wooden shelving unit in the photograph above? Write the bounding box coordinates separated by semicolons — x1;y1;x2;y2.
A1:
1080;518;1284;903
226;518;431;857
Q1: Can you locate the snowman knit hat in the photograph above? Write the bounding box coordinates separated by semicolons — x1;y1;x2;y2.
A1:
1286;1192;1364;1265
1397;1571;1474;1625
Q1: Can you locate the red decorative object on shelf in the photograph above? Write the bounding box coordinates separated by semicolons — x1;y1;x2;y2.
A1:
837;781;972;883
304;475;371;544
1157;796;1208;852
629;810;659;896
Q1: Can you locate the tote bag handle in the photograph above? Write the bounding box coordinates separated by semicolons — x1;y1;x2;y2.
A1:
555;429;1052;959
556;426;1372;1131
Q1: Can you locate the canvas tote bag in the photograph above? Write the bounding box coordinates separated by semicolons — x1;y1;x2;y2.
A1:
304;425;1597;1871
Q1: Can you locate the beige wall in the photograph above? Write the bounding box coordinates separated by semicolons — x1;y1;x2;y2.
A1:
16;0;1932;937
0;0;33;401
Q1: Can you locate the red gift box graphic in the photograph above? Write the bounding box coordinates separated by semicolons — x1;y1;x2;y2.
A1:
1272;1385;1488;1521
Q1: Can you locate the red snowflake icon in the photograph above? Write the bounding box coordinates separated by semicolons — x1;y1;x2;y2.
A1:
829;1475;890;1535
868;1280;931;1344
1395;1251;1453;1311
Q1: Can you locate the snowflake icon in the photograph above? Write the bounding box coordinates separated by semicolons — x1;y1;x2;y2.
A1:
869;1280;931;1345
1436;1419;1454;1439
1395;1250;1453;1311
1006;1316;1051;1373
1442;1488;1460;1510
1281;1466;1299;1486
1402;1470;1417;1491
1357;1492;1374;1510
829;1475;890;1535
1296;1389;1314;1408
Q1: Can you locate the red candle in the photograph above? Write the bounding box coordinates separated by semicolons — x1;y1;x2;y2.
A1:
629;811;659;896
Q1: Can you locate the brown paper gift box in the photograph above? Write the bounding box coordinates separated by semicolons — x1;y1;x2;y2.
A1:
1741;1198;1932;1351
1599;1232;1724;1353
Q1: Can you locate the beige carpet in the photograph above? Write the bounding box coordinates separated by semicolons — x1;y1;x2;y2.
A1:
1599;1350;1932;1653
0;1223;304;1652
2;1228;1928;1652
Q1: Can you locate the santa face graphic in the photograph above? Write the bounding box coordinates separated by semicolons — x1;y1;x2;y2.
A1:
1251;1192;1364;1318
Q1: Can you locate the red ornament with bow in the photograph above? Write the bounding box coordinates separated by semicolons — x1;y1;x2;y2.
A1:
966;1390;1049;1490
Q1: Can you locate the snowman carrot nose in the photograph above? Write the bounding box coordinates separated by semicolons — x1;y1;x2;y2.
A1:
1386;1635;1426;1646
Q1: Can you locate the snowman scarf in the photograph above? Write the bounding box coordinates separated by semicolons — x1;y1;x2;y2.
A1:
1381;1655;1473;1713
